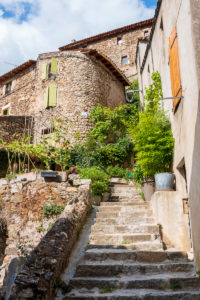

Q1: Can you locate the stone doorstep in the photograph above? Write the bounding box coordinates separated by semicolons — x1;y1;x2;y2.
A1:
98;206;149;212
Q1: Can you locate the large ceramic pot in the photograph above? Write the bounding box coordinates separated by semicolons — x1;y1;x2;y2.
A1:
142;179;155;201
155;173;175;191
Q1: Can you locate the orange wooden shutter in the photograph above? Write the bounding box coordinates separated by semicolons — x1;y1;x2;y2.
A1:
169;27;182;112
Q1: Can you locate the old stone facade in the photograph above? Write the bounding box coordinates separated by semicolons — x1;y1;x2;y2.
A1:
136;0;200;268
0;50;128;144
59;19;153;80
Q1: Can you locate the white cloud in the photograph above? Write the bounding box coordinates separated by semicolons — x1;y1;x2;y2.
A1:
0;0;155;75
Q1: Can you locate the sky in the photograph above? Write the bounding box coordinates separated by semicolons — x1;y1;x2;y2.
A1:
0;0;157;75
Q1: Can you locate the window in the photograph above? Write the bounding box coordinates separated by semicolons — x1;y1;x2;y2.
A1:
169;27;182;112
160;18;164;31
2;104;10;116
144;30;149;37
5;82;12;95
122;56;128;65
2;108;9;116
117;37;122;45
41;57;58;80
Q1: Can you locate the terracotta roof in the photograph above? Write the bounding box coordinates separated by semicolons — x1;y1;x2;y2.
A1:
80;49;131;86
59;18;153;51
0;60;36;84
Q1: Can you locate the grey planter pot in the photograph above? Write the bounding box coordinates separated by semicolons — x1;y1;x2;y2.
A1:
155;173;175;191
142;180;155;201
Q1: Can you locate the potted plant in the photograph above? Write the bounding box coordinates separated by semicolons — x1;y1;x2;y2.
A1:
132;72;174;198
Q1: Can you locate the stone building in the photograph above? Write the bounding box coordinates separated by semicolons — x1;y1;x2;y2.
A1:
59;19;153;80
0;49;129;144
136;0;200;268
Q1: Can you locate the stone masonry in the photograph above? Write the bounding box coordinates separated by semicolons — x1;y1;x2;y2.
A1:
0;172;91;297
59;19;153;80
0;51;128;144
61;180;200;299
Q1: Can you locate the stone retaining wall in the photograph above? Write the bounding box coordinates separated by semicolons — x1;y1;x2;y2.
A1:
8;183;92;300
0;172;91;299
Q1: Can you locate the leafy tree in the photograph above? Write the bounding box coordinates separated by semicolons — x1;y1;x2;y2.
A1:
132;71;174;179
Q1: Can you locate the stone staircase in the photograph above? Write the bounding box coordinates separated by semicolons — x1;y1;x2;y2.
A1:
62;180;200;299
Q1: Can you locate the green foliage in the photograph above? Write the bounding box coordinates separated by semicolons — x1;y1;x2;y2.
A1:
100;286;117;294
43;204;65;218
80;167;109;196
37;226;45;233
170;280;181;290
196;270;200;276
131;72;174;178
132;165;144;184
106;165;129;179
126;79;140;108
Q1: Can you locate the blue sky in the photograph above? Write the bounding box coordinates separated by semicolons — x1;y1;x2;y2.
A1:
144;0;157;8
0;0;156;75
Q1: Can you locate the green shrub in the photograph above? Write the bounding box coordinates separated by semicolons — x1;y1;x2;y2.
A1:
106;165;129;179
132;72;174;178
43;204;65;218
80;167;109;196
132;165;144;184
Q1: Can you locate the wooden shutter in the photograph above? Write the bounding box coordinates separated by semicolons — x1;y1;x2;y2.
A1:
49;84;57;106
51;58;58;75
45;86;49;108
42;64;47;80
169;27;182;112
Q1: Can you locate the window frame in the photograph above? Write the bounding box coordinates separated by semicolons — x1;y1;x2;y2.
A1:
5;82;12;96
121;56;128;65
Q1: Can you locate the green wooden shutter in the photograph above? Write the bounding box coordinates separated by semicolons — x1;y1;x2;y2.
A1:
45;86;49;108
49;84;57;106
42;63;47;80
51;58;58;74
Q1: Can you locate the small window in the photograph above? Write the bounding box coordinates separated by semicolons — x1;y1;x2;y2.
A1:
117;37;122;45
122;56;128;65
2;108;9;116
160;18;164;31
47;63;54;79
5;82;12;95
144;30;149;37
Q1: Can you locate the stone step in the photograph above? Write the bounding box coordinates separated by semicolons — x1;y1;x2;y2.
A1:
98;206;149;213
69;275;200;291
94;217;155;225
63;289;200;300
86;242;163;251
96;211;152;218
84;249;189;263
89;233;160;244
100;201;149;206
75;262;194;277
91;224;159;234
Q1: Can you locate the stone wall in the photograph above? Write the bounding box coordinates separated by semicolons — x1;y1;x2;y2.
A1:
0;172;91;297
0;51;126;145
34;51;125;144
6;181;92;300
151;191;191;252
87;27;151;80
0;116;33;143
0;65;36;116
